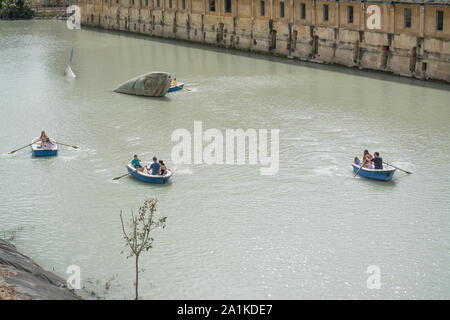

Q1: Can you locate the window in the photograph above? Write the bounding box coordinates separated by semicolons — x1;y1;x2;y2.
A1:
225;0;232;13
323;4;329;22
132;0;134;5
145;0;148;6
436;10;444;31
405;8;411;28
182;0;186;10
209;0;216;12
260;1;265;17
280;1;285;18
301;3;306;20
105;0;107;3
116;0;118;3
169;0;172;8
157;0;160;7
348;5;353;24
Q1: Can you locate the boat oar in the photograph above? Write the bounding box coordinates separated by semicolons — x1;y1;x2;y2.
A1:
354;160;367;177
55;141;80;149
113;172;131;181
113;168;138;181
9;143;33;154
383;162;412;174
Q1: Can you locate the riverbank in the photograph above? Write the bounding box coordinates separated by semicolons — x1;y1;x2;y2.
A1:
0;239;81;300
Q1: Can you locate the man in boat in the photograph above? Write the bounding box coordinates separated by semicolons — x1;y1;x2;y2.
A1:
147;157;161;175
172;78;177;87
370;152;383;170
131;155;144;172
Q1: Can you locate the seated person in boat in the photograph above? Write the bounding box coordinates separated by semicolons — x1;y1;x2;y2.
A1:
38;131;49;145
159;160;167;176
354;157;361;166
370;152;383;170
362;150;373;168
42;137;54;150
131;155;144;172
172;78;177;87
147;157;160;175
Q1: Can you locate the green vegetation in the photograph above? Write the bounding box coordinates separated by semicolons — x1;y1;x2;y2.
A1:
0;0;34;20
33;10;58;18
120;198;167;300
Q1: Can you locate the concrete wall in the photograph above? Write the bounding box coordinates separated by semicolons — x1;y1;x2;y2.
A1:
76;0;450;82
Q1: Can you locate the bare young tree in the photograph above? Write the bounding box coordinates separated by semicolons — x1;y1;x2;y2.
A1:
120;198;167;300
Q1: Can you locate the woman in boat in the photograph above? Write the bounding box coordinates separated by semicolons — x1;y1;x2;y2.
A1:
159;160;167;176
362;150;373;168
38;131;49;145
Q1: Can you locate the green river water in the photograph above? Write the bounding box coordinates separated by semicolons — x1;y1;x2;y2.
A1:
0;20;449;299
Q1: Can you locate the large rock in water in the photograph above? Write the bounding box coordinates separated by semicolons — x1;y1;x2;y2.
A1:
113;71;172;97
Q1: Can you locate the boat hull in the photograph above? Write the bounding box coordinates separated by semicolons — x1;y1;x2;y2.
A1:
352;164;396;181
127;164;172;184
31;138;58;157
168;83;184;92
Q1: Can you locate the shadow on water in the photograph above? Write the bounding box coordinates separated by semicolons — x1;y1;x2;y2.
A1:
83;26;450;92
111;91;173;102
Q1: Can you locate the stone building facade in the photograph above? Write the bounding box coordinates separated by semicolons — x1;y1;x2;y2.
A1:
76;0;450;82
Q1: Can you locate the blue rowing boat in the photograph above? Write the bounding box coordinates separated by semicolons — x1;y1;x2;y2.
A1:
168;83;184;92
127;164;173;184
352;163;396;181
31;138;58;157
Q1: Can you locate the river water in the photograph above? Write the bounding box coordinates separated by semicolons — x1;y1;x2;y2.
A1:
0;20;449;299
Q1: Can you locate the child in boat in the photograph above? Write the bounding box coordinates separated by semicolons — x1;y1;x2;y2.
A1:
370;152;383;170
131;155;144;172
159;160;167;176
354;157;361;166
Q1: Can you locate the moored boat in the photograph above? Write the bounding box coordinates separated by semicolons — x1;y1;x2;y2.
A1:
352;163;396;181
126;164;173;184
168;83;184;92
31;138;58;157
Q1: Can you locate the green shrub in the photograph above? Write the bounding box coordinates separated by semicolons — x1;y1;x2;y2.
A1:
0;0;35;20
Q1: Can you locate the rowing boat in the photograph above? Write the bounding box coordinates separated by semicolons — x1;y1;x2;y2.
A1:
126;164;173;184
352;163;396;181
31;138;58;157
168;83;184;92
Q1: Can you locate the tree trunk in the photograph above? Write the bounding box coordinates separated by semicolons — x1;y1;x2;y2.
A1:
135;255;139;300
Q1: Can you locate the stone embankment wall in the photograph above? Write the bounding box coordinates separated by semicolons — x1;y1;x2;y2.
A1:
0;239;81;300
77;0;449;82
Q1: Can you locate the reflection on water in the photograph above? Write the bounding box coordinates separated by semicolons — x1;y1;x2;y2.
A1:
0;20;449;299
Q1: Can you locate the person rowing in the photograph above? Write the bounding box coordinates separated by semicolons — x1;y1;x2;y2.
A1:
362;149;373;168
37;131;49;145
131;155;145;172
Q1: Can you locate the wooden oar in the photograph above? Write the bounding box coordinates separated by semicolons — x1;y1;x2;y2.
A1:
383;161;412;174
354;160;367;177
113;167;139;181
113;172;132;181
9;143;34;154
55;141;80;149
